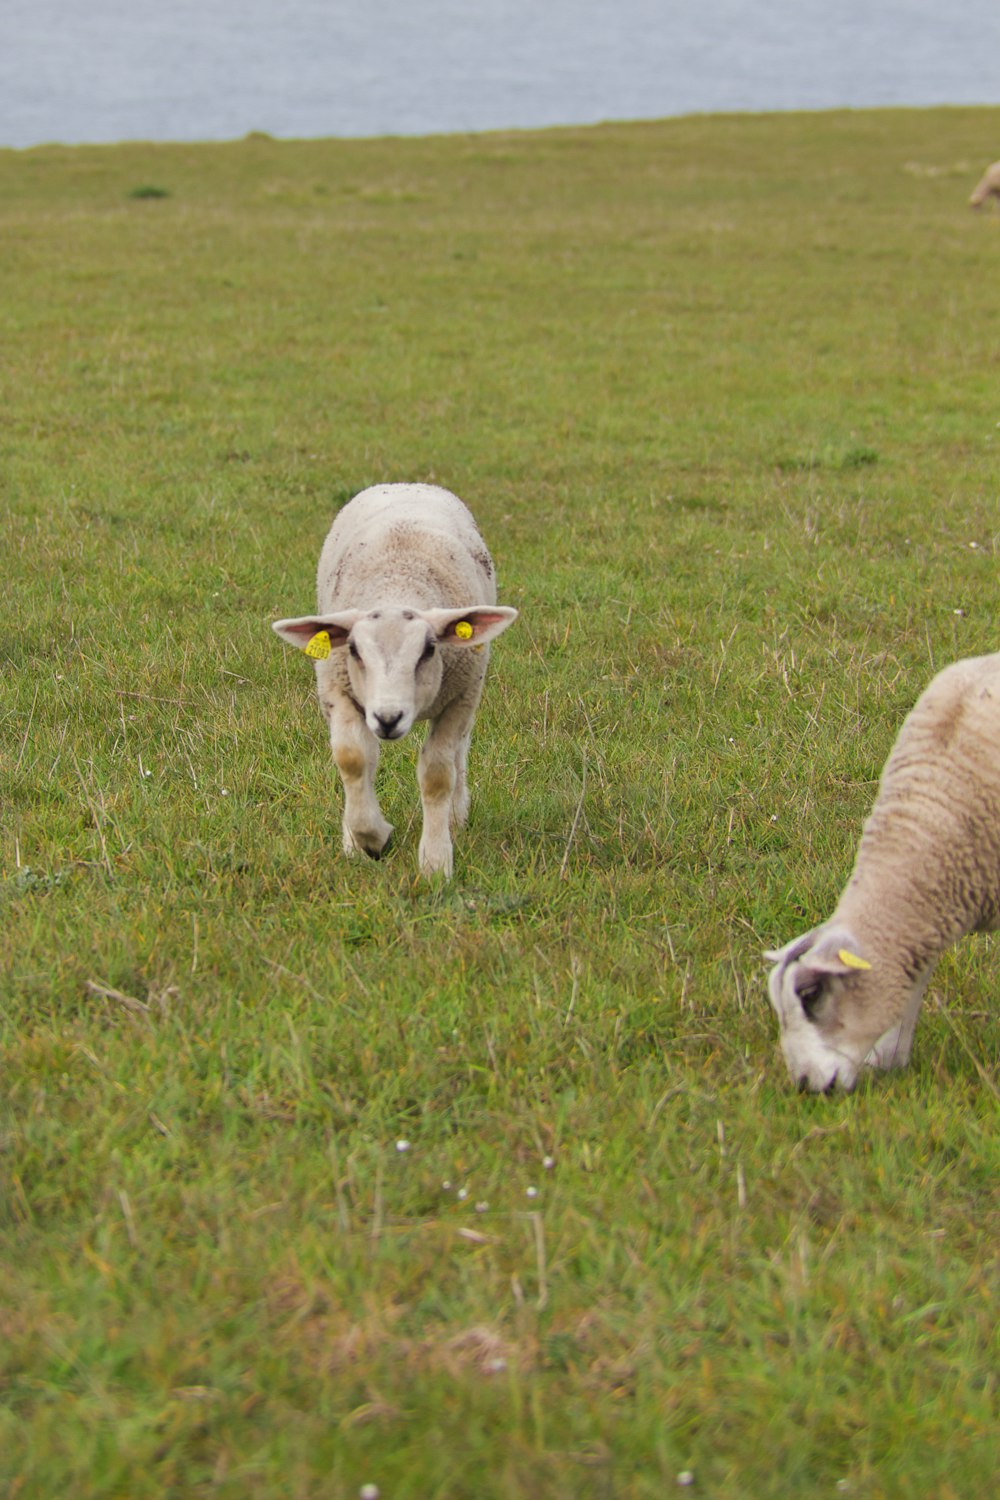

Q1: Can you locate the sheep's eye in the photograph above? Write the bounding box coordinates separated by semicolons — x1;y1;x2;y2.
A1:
348;640;361;663
796;978;825;1022
419;638;436;664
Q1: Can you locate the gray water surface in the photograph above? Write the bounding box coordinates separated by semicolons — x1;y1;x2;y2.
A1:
2;0;999;148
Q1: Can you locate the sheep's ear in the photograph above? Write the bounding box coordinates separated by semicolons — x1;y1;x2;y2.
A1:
272;612;363;652
425;606;518;645
807;929;872;975
793;928;872;978
765;927;871;976
763;929;818;967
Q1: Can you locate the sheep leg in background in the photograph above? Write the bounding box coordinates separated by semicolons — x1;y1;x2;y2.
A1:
326;697;394;859
863;968;933;1071
451;720;475;829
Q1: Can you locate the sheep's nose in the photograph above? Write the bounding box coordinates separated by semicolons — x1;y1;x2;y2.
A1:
374;711;403;739
798;1073;836;1095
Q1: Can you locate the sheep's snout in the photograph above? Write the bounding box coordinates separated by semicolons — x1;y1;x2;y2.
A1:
782;1028;857;1093
372;709;406;741
797;1070;838;1095
787;1035;861;1092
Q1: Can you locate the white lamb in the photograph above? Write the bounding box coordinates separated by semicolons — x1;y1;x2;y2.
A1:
765;651;1000;1091
969;160;1000;208
273;483;517;879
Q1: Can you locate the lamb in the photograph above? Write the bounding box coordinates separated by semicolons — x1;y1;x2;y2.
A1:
765;651;1000;1092
272;483;517;879
969;160;1000;208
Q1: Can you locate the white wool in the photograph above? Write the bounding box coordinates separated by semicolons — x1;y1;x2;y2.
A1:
969;160;1000;208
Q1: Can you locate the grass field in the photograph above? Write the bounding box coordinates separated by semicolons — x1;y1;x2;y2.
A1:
2;107;999;1498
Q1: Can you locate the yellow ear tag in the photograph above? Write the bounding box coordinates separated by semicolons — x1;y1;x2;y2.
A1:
454;620;474;641
838;948;871;971
304;630;332;660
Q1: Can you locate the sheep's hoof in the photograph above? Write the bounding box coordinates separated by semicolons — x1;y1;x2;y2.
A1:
418;846;453;880
366;831;393;860
343;825;394;860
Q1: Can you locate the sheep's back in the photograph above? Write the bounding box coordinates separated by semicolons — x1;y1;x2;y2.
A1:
851;652;1000;934
316;484;496;610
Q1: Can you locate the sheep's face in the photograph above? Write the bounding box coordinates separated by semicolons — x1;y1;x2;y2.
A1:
764;925;884;1092
273;605;518;741
345;610;447;740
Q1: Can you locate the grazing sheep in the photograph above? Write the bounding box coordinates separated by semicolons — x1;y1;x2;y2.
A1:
273;483;517;879
969;160;1000;208
765;652;1000;1092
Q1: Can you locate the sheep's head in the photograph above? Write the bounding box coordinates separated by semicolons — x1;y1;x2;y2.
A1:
273;605;517;740
763;925;882;1092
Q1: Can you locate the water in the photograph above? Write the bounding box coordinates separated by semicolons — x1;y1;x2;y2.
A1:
2;0;998;149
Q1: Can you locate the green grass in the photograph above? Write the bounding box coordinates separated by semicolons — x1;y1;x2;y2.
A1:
2;108;998;1498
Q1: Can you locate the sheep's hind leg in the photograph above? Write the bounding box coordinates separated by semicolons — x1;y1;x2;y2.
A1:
448;670;485;834
328;702;393;859
451;725;473;828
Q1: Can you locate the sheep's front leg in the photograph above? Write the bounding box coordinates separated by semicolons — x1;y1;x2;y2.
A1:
326;697;393;859
418;701;478;878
